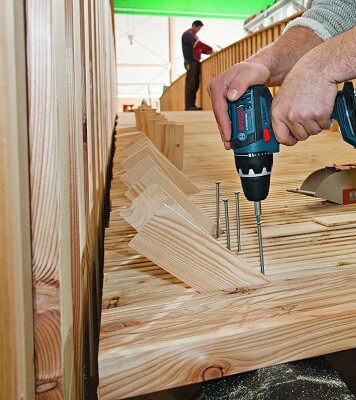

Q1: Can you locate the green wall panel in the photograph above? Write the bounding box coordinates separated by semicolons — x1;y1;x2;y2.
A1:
114;0;276;19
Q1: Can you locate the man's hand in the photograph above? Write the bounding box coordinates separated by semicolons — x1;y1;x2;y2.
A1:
207;62;271;149
271;50;337;146
207;26;324;150
272;27;356;145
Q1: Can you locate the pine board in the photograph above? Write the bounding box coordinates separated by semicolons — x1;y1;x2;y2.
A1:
312;213;356;227
120;184;197;231
121;143;199;195
99;111;356;399
124;166;216;236
129;205;269;292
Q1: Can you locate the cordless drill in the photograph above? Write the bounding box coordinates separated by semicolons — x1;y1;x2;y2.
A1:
227;85;277;274
228;85;279;202
227;82;356;274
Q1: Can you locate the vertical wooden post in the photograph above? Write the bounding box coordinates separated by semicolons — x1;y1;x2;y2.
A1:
26;0;117;397
0;1;35;399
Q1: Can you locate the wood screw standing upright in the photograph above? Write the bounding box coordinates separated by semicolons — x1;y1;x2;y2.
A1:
223;198;231;250
254;201;265;275
215;181;221;238
234;191;241;251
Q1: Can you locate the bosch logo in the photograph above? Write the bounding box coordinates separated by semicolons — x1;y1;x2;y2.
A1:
237;107;244;131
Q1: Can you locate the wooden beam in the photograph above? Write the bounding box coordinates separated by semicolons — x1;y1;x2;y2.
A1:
129;204;269;292
154;121;184;170
120;156;158;188
99;270;356;399
120;184;197;230
121;143;200;195
123;132;148;151
0;0;35;398
124;136;152;157
124;167;216;236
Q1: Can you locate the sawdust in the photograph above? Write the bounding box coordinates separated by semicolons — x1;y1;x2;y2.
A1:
202;358;356;400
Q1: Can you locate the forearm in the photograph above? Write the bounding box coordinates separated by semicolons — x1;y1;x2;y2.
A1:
271;27;356;146
316;27;356;83
246;26;323;86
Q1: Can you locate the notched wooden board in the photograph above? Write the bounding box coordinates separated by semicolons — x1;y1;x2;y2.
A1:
129;204;269;293
121;143;199;195
124;167;216;236
120;184;196;231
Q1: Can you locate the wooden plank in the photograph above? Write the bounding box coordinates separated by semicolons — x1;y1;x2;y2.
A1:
145;114;166;141
129;204;269;292
0;1;35;398
121;143;200;195
124;167;216;236
27;1;72;397
125;136;153;157
120;184;197;231
120;156;158;188
27;0;117;397
312;213;356;227
123;132;148;151
154;121;184;170
99;270;356;399
262;221;356;239
100;111;356;398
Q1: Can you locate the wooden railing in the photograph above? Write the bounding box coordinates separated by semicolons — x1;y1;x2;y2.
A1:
160;12;303;111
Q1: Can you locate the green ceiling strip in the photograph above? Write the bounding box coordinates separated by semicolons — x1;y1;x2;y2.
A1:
114;0;275;19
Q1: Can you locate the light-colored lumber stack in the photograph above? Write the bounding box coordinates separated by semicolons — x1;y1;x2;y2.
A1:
99;111;356;399
133;105;184;169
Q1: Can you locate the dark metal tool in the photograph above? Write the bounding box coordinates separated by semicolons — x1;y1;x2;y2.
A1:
227;82;356;275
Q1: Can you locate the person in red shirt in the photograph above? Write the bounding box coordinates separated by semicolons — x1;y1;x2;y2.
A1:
181;20;213;110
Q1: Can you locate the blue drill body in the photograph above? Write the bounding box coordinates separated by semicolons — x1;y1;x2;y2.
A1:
227;83;356;202
227;85;278;202
228;85;279;155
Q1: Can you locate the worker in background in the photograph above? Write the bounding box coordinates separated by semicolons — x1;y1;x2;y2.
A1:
208;0;356;148
182;20;214;111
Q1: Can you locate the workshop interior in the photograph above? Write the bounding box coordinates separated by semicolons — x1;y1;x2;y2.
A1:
2;1;356;399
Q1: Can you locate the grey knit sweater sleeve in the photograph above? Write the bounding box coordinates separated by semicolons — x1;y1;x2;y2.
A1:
284;0;356;40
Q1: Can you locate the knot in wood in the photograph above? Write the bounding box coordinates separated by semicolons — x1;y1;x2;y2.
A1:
281;304;296;313
202;365;224;381
36;381;58;393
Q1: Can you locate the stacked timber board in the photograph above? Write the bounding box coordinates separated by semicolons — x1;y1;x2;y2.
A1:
99;111;356;399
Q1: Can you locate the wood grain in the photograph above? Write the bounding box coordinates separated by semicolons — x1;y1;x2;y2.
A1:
262;221;356;239
120;184;197;231
125;136;153;157
0;1;34;398
154;121;184;170
130;205;269;292
100;109;356;398
99;270;356;398
26;0;117;397
124;167;216;235
123;132;148;151
121;143;200;195
312;213;356;227
120;156;158;188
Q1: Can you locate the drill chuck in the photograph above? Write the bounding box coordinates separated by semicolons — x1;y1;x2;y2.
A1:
234;152;273;201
